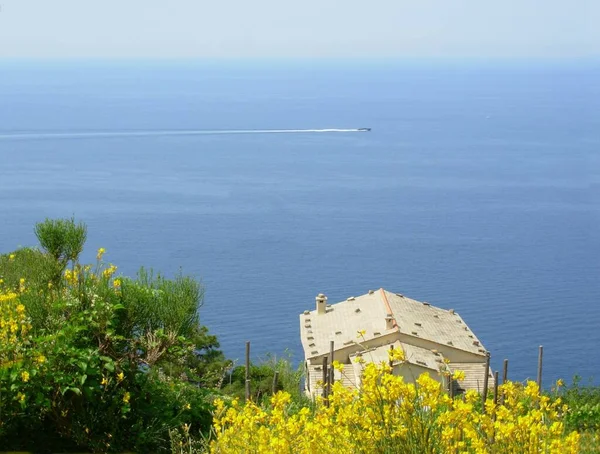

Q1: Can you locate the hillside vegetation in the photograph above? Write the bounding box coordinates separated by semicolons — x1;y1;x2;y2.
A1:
0;218;598;453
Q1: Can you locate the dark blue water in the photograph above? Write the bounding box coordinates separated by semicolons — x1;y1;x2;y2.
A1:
1;60;598;386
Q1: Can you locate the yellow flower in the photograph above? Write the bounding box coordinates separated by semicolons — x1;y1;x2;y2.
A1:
353;355;365;364
332;361;344;372
64;269;80;285
97;247;106;261
101;376;109;386
21;371;30;382
16;304;25;314
117;371;124;382
113;278;122;288
9;254;15;261
19;278;26;293
36;355;47;364
47;282;53;289
85;427;90;434
17;392;25;403
184;403;191;410
525;381;540;399
556;378;565;388
102;264;117;279
388;346;405;363
207;361;582;454
452;370;466;381
356;329;366;338
122;392;130;403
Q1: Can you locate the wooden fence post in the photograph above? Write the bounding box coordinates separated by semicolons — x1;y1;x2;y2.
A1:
245;341;251;402
492;371;500;443
322;356;329;405
272;371;279;395
500;358;508;404
537;345;543;391
482;352;490;412
329;341;335;397
493;371;499;407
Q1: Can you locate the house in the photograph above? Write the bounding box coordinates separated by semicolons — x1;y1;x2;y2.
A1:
300;288;494;396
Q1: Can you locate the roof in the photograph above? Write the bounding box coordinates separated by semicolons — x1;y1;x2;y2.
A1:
349;341;448;373
400;342;448;372
300;290;393;359
382;289;487;356
300;289;487;360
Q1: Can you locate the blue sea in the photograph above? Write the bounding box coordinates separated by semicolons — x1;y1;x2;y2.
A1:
1;59;598;386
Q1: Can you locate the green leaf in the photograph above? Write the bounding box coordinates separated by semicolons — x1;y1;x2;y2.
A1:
79;374;88;385
103;362;115;372
61;386;82;396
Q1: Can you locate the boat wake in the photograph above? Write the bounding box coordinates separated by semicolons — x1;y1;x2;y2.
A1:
0;128;369;141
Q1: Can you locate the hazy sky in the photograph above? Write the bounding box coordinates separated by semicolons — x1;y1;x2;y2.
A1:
0;0;598;58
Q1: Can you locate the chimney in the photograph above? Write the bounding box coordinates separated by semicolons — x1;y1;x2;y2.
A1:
385;314;395;330
316;293;327;315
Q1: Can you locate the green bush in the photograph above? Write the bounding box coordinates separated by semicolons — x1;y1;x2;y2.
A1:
220;353;307;406
34;217;87;268
0;218;226;453
560;376;600;432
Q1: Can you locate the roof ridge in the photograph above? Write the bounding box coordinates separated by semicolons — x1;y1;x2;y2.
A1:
379;288;398;329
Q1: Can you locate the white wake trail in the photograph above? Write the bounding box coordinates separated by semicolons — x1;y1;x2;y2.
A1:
0;128;367;141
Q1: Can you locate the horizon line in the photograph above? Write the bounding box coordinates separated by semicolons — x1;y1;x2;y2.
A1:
1;56;599;68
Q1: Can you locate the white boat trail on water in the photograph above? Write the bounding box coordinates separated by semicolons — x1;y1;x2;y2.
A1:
0;128;368;141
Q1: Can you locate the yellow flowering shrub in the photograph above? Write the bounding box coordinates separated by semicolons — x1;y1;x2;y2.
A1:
1;222;222;453
0;290;32;367
210;362;580;454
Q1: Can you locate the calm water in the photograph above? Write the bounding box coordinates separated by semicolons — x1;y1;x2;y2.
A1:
1;60;598;386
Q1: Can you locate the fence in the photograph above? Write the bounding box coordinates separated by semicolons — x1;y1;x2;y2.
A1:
241;340;546;408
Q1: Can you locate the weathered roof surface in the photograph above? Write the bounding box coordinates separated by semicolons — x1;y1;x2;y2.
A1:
349;340;447;373
383;289;486;356
300;290;392;359
400;342;448;372
300;289;487;360
450;362;496;392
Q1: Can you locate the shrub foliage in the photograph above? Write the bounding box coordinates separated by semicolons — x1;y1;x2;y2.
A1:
0;219;226;452
210;359;582;454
